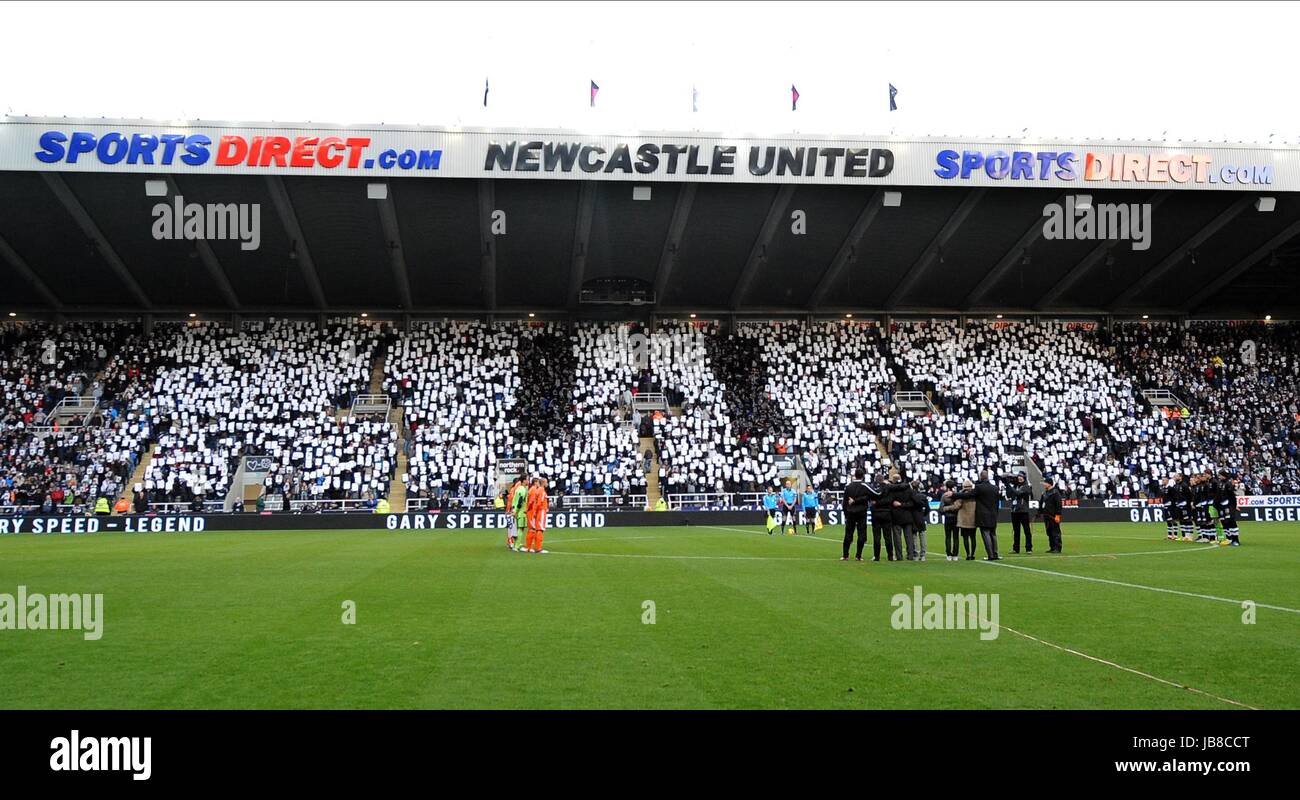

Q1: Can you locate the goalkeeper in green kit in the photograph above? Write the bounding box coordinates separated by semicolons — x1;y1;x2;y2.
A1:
506;476;527;551
508;476;529;551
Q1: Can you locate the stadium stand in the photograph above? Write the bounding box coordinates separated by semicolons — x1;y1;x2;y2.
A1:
1110;321;1300;495
0;321;151;511
651;320;787;497
739;321;894;491
883;320;1153;496
386;321;647;510
139;319;394;508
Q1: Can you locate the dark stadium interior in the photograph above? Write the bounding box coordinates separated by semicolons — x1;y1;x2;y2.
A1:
1;171;1297;318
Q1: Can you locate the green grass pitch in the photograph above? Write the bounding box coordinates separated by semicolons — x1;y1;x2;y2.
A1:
1;522;1297;709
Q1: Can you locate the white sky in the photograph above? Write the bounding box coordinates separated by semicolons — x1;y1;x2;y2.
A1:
2;0;1298;143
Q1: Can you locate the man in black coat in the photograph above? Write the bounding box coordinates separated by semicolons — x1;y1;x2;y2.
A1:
841;468;877;561
954;470;1001;560
1002;473;1033;553
869;472;896;562
907;480;930;561
887;472;912;562
1040;476;1064;553
940;479;961;560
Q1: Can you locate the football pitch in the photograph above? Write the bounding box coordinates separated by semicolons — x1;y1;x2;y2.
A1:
1;522;1297;710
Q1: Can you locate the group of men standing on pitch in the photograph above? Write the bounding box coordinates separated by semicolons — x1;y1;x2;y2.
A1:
839;469;1065;562
1162;470;1242;546
503;476;551;554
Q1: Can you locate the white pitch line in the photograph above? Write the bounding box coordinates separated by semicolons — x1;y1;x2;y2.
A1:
703;526;1222;560
542;535;662;544
704;525;841;541
999;624;1260;710
548;551;832;562
1019;545;1221;559
979;558;1300;615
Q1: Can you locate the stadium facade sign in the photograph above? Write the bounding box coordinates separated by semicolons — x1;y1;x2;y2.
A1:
3;117;1299;190
934;148;1278;188
1237;494;1300;507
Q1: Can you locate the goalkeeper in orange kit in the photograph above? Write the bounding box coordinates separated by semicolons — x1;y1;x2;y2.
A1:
524;477;550;554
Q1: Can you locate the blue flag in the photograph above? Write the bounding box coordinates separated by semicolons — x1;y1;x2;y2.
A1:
889;83;898;111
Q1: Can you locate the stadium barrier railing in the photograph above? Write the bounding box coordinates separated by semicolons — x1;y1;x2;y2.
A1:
147;501;226;514
399;494;649;512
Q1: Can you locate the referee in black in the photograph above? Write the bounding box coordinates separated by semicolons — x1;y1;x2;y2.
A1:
841;469;875;561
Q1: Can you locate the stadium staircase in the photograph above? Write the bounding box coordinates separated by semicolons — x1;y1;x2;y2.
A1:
115;445;155;511
361;343;408;510
390;406;408;511
367;351;386;395
641;436;661;510
874;434;891;465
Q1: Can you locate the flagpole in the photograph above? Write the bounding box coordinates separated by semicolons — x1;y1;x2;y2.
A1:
886;47;895;136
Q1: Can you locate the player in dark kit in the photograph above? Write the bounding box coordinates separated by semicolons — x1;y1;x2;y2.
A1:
1214;469;1242;547
1192;473;1218;542
1163;474;1185;541
1175;473;1196;540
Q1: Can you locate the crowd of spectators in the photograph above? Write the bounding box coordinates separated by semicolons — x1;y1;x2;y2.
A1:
5;316;1300;515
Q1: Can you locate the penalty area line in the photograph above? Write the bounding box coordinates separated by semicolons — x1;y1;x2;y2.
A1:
1000;624;1260;710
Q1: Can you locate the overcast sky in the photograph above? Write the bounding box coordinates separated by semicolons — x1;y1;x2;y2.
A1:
2;0;1297;144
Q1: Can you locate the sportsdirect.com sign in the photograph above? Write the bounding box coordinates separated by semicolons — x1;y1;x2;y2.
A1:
4;117;1299;190
1237;495;1300;507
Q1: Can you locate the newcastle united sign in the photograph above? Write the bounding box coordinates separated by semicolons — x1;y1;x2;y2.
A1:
5;117;1298;190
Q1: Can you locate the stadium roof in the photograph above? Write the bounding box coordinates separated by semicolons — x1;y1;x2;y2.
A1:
2;117;1298;319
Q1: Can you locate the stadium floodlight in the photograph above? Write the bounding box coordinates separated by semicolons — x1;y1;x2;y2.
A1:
360;313;369;318
1142;315;1149;319
144;179;167;197
995;314;1004;319
632;186;652;201
1265;315;1273;321
367;183;389;201
845;313;853;319
883;191;903;207
1255;196;1276;212
188;313;197;318
528;313;536;318
7;312;15;318
689;313;697;319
